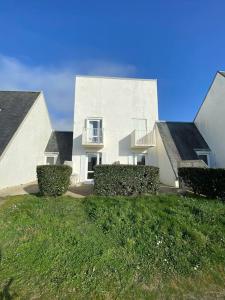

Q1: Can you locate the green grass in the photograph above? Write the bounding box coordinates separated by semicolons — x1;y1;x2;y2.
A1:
0;194;224;299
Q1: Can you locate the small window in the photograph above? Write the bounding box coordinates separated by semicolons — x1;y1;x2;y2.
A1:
45;153;58;165
198;154;208;165
195;151;210;167
46;156;55;165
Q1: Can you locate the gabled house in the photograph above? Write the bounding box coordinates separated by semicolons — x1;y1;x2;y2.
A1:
45;131;73;165
155;121;210;186
0;91;52;189
194;71;225;168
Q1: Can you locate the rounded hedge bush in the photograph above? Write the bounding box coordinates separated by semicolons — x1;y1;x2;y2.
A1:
37;165;72;196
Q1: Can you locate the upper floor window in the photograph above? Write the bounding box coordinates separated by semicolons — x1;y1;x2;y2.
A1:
86;118;103;144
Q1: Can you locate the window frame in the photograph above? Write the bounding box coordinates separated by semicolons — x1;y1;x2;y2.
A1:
86;152;102;181
195;150;210;167
86;117;103;144
45;152;59;165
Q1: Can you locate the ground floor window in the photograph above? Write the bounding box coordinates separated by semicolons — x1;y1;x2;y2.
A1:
87;152;102;180
134;153;146;165
45;153;58;165
195;151;210;167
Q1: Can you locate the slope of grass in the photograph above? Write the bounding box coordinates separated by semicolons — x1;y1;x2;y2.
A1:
0;194;224;299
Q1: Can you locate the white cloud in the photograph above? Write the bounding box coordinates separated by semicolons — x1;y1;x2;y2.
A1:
0;54;136;130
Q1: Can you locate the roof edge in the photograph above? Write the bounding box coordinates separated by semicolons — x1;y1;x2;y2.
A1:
194;71;221;122
75;75;157;82
156;123;179;178
0;90;42;94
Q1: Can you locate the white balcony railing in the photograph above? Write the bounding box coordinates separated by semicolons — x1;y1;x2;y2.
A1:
82;128;104;146
131;130;155;148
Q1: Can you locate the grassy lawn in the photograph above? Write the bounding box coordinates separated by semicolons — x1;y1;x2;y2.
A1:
0;194;224;299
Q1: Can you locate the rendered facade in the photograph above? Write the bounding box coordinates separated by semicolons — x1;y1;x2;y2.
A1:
0;92;52;189
0;71;224;189
72;76;158;183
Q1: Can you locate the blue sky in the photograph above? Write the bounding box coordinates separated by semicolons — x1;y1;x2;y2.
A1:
0;0;225;129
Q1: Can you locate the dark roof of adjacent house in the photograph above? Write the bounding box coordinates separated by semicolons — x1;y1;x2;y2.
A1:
45;131;73;163
157;121;210;175
0;91;40;157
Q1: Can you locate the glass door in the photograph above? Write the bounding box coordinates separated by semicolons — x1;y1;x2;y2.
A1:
86;152;102;180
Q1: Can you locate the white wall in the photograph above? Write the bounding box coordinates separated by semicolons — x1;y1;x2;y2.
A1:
195;73;225;168
0;93;52;189
72;76;158;182
155;126;177;187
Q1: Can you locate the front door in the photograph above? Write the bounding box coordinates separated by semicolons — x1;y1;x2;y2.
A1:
86;152;102;180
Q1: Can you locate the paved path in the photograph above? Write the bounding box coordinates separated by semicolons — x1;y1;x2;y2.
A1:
0;182;178;200
0;182;93;199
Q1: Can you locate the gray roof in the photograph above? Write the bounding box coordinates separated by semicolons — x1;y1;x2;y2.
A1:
157;122;210;175
0;91;40;157
45;131;73;163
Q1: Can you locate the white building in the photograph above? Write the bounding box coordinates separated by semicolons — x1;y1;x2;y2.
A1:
194;71;225;168
0;71;224;190
0;91;73;190
154;71;225;187
0;91;52;189
72;76;158;182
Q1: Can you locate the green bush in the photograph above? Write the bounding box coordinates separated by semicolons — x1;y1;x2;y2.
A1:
37;165;72;196
178;167;225;199
94;165;159;196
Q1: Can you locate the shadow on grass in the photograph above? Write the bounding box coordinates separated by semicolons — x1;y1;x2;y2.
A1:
0;278;17;300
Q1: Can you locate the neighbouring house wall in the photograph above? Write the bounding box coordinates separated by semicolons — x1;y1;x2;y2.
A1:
195;73;225;168
0;93;52;189
72;76;158;182
155;126;177;187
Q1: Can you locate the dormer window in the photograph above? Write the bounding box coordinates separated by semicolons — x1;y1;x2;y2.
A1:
195;150;210;167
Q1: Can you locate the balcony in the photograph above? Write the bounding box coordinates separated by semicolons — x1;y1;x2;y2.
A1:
131;130;155;148
82;128;104;147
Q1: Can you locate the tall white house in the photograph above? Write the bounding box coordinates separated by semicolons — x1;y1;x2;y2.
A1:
72;76;158;183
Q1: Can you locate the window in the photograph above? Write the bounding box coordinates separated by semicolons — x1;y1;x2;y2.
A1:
198;154;208;165
86;152;102;180
45;153;58;165
195;151;210;167
134;154;146;165
86;118;103;144
46;156;55;165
